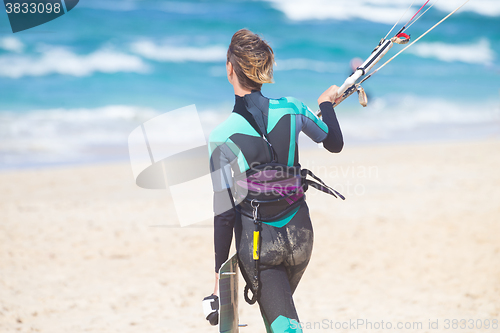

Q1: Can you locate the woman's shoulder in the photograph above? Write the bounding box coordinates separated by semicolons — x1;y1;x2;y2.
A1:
208;111;257;145
268;96;310;115
209;113;236;144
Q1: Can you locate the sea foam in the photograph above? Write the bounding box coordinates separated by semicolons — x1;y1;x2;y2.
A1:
339;95;500;142
0;46;149;78
264;0;500;23
0;37;24;53
408;39;495;65
130;40;227;62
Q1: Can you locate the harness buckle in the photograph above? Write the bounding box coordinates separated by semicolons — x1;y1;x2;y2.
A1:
251;199;260;222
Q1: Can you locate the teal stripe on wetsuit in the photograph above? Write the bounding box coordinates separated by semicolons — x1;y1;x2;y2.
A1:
268;97;329;136
268;97;328;162
208;112;256;173
273;316;302;333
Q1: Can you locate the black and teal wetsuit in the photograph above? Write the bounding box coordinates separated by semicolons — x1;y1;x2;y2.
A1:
209;90;343;333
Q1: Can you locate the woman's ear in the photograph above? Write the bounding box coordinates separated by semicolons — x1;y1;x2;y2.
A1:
226;61;233;84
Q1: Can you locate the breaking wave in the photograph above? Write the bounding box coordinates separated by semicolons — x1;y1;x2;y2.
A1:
408;39;495;65
264;0;500;23
0;46;149;78
130;40;227;63
339;95;500;142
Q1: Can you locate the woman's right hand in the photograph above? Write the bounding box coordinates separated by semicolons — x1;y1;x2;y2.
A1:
318;85;342;105
202;294;219;326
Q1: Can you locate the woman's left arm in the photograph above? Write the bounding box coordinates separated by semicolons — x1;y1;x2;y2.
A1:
317;85;344;153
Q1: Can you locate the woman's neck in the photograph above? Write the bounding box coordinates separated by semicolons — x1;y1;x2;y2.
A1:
233;82;253;97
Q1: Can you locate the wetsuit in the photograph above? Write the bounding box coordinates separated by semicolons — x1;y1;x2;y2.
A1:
209;90;343;332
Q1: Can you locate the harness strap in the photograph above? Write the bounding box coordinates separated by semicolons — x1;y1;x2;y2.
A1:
302;169;346;200
244;200;261;305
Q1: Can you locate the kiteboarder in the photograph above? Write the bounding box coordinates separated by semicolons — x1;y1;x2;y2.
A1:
204;28;344;333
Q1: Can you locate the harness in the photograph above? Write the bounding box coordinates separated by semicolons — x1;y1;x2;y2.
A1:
237;113;345;305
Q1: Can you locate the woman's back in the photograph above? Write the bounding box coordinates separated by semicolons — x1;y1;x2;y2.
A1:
208;91;332;175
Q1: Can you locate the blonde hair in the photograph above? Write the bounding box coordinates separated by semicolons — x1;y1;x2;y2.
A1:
227;29;274;91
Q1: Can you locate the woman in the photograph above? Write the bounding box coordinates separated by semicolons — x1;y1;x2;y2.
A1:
204;29;344;332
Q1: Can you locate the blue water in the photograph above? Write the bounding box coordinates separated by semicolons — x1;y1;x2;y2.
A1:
0;0;499;168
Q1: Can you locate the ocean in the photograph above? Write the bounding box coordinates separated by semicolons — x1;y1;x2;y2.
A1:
0;0;499;168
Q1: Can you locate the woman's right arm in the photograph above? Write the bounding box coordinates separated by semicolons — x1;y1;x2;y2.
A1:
209;141;237;294
213;201;235;275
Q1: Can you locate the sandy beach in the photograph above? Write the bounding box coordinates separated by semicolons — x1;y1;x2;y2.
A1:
1;139;499;333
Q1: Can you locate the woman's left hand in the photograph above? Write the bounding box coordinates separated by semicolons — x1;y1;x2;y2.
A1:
318;85;342;105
